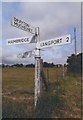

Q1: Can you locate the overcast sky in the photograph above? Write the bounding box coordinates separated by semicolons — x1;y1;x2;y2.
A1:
1;2;81;65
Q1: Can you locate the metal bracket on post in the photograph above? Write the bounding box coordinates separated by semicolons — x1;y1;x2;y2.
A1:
34;27;41;107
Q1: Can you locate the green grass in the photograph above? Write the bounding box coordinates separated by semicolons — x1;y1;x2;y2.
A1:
2;68;34;93
2;67;82;118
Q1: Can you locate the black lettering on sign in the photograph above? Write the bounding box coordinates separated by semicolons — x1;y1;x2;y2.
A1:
59;38;62;43
26;38;29;42
8;40;11;44
56;39;60;43
14;17;18;27
53;39;57;44
66;37;69;42
51;40;54;44
44;42;48;46
48;41;51;45
18;20;22;28
21;39;24;42
12;40;15;43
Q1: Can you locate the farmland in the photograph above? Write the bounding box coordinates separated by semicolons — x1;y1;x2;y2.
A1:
2;67;81;118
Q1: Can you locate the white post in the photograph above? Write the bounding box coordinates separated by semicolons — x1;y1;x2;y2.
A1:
34;27;41;107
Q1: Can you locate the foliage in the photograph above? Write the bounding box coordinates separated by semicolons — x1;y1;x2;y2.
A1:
2;97;34;118
25;64;35;68
43;62;55;67
2;62;61;68
34;89;65;118
67;53;82;74
11;64;24;67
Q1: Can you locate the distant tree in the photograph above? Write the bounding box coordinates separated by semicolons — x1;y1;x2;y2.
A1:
43;62;55;67
2;64;5;68
64;64;67;67
19;64;23;67
25;64;35;68
11;64;23;67
51;62;55;67
55;64;62;68
67;53;82;74
5;65;10;68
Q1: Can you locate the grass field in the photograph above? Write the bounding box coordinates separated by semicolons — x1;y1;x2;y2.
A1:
2;67;82;118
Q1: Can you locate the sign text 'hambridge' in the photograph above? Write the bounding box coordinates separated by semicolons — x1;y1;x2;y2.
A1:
7;36;35;45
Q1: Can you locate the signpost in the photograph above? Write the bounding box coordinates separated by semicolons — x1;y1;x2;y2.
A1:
7;16;71;107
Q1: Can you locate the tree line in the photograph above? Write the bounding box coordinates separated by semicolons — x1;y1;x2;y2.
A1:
1;53;82;74
1;62;63;68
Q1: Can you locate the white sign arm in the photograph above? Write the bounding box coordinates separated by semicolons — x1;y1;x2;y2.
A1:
7;36;35;45
39;34;71;49
11;16;35;34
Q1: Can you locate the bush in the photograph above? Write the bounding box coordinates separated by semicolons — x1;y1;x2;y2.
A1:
67;53;82;74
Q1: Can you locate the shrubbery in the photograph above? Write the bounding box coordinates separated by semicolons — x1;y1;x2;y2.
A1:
67;53;82;74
